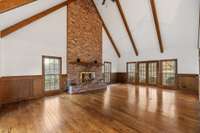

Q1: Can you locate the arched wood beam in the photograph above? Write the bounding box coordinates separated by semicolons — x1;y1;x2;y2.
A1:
91;0;121;58
0;0;75;38
115;0;139;56
150;0;164;53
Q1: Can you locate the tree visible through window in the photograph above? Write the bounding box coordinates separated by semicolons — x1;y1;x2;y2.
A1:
162;60;176;86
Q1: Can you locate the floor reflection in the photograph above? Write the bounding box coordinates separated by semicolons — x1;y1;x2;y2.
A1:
0;84;199;133
162;91;176;118
111;84;177;118
103;86;111;111
43;97;62;132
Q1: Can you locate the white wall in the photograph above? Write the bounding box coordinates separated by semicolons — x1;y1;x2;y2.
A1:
102;28;119;72
95;0;200;74
0;1;67;76
0;0;119;76
0;0;199;76
0;0;65;30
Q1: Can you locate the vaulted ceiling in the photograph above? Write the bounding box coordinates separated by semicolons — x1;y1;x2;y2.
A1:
0;0;199;60
94;0;199;60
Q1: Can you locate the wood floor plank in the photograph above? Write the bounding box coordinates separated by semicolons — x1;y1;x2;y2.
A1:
0;84;200;133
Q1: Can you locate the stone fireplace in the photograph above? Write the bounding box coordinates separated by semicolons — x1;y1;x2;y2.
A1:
67;0;106;93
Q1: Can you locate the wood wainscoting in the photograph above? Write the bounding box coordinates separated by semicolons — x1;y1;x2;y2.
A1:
110;72;199;92
0;74;67;105
177;74;199;92
111;72;127;84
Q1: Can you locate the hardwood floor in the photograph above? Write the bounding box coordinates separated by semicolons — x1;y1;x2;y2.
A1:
0;84;200;133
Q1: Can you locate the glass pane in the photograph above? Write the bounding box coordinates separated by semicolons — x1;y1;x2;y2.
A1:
139;63;146;84
127;63;136;83
148;62;157;85
162;60;176;86
104;62;111;83
44;57;61;91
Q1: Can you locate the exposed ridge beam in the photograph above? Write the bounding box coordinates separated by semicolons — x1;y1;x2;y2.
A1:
115;0;139;56
0;0;75;38
150;0;164;53
91;0;121;58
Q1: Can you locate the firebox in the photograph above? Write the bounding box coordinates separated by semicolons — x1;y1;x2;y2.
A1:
80;72;95;83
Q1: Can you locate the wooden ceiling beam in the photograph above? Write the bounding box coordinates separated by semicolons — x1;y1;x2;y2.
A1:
150;0;164;53
0;0;75;38
0;0;36;14
115;0;139;56
91;0;121;58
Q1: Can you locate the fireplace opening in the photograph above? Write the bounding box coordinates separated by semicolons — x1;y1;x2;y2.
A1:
80;72;95;83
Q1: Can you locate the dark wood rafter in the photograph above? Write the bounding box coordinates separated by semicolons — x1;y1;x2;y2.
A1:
0;0;36;14
91;0;121;58
0;0;75;38
150;0;164;53
115;0;139;56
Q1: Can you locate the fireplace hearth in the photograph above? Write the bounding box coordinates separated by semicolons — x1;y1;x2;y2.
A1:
67;70;107;94
67;61;107;94
67;75;107;94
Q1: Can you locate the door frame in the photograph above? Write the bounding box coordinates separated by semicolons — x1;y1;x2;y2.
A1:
137;61;148;85
126;59;177;88
126;62;137;84
160;59;177;89
147;61;159;86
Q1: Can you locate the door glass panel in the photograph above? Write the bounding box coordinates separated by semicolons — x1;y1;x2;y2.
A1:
104;62;111;83
139;63;146;84
162;60;176;86
44;57;61;91
148;62;157;85
127;63;136;83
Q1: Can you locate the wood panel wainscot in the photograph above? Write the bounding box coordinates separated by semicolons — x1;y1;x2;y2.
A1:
177;74;199;92
0;74;67;105
111;72;127;83
111;72;199;92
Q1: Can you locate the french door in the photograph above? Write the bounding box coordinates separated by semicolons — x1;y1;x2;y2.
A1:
127;59;176;87
161;60;177;87
127;62;137;83
148;61;158;85
129;61;158;85
42;56;62;92
104;62;111;83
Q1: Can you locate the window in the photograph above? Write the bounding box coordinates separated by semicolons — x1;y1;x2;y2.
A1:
127;62;137;83
161;60;176;86
104;62;111;83
148;62;158;85
43;56;62;91
139;63;147;84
